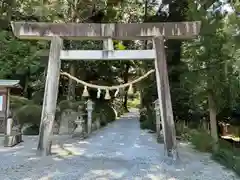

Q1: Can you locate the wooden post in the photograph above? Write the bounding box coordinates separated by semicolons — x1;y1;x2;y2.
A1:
37;36;63;156
153;36;177;157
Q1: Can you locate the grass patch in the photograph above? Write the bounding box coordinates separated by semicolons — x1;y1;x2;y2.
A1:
179;127;240;176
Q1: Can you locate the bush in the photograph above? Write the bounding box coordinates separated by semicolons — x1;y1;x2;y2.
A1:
58;100;73;111
72;101;86;111
187;129;240;176
22;124;39;135
139;107;156;131
14;104;42;127
139;108;147;122
127;97;140;109
10;96;34;111
112;99;125;116
94;101;116;126
31;90;44;105
95;102;116;121
189;130;213;152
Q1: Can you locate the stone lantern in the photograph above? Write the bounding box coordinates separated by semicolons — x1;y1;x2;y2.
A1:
86;99;94;134
154;99;163;143
72;104;85;138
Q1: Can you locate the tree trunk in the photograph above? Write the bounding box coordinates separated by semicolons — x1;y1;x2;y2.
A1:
66;2;78;101
123;63;130;112
208;90;218;148
67;62;76;100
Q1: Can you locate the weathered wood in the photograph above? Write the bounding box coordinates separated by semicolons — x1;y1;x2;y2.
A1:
11;21;201;40
154;100;162;142
37;36;63;156
153;36;177;157
41;50;156;60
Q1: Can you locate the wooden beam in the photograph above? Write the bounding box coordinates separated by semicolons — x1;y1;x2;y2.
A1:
153;36;177;158
11;21;201;40
37;36;63;156
61;50;155;60
39;50;155;60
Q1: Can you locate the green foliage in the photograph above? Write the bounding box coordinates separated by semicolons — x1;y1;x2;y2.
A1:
212;142;240;176
22;124;39;135
127;94;140;109
58;100;73;111
31;90;44;105
58;100;86;112
10;95;34;111
93;101;117;127
71;101;86;111
184;127;240;176
14;104;42;127
175;121;192;140
189;130;214;152
0;30;42;78
112;99;125;116
139;107;156;131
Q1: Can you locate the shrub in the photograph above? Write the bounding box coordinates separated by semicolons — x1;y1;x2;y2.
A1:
72;101;86;111
95;102;116;121
139;108;147;122
58;100;73;111
127;97;140;109
189;130;213;152
187;129;240;176
10;96;34;111
93;101;116;126
31;90;44;105
22;124;39;135
112;99;125;116
14;104;42;127
139;107;156;131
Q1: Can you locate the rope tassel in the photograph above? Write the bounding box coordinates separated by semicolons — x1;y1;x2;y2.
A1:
97;88;101;98
104;89;111;100
114;89;119;97
82;86;89;97
128;84;134;95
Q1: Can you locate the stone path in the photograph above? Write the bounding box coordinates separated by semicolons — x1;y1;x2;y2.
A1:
0;110;239;180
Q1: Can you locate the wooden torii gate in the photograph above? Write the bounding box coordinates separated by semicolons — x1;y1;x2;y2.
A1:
11;21;201;156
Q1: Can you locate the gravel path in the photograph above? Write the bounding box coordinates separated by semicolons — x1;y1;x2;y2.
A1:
0;110;239;180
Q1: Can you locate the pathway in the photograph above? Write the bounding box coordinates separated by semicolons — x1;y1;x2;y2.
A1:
0;110;238;180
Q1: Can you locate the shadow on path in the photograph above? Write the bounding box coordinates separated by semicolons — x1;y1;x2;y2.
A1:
0;109;238;180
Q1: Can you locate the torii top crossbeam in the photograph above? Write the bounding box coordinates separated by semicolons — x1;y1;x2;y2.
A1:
11;21;201;40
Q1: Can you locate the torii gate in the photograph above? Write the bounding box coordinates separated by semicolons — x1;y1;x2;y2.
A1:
11;21;201;156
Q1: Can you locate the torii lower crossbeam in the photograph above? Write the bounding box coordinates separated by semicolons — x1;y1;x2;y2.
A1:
41;50;155;60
